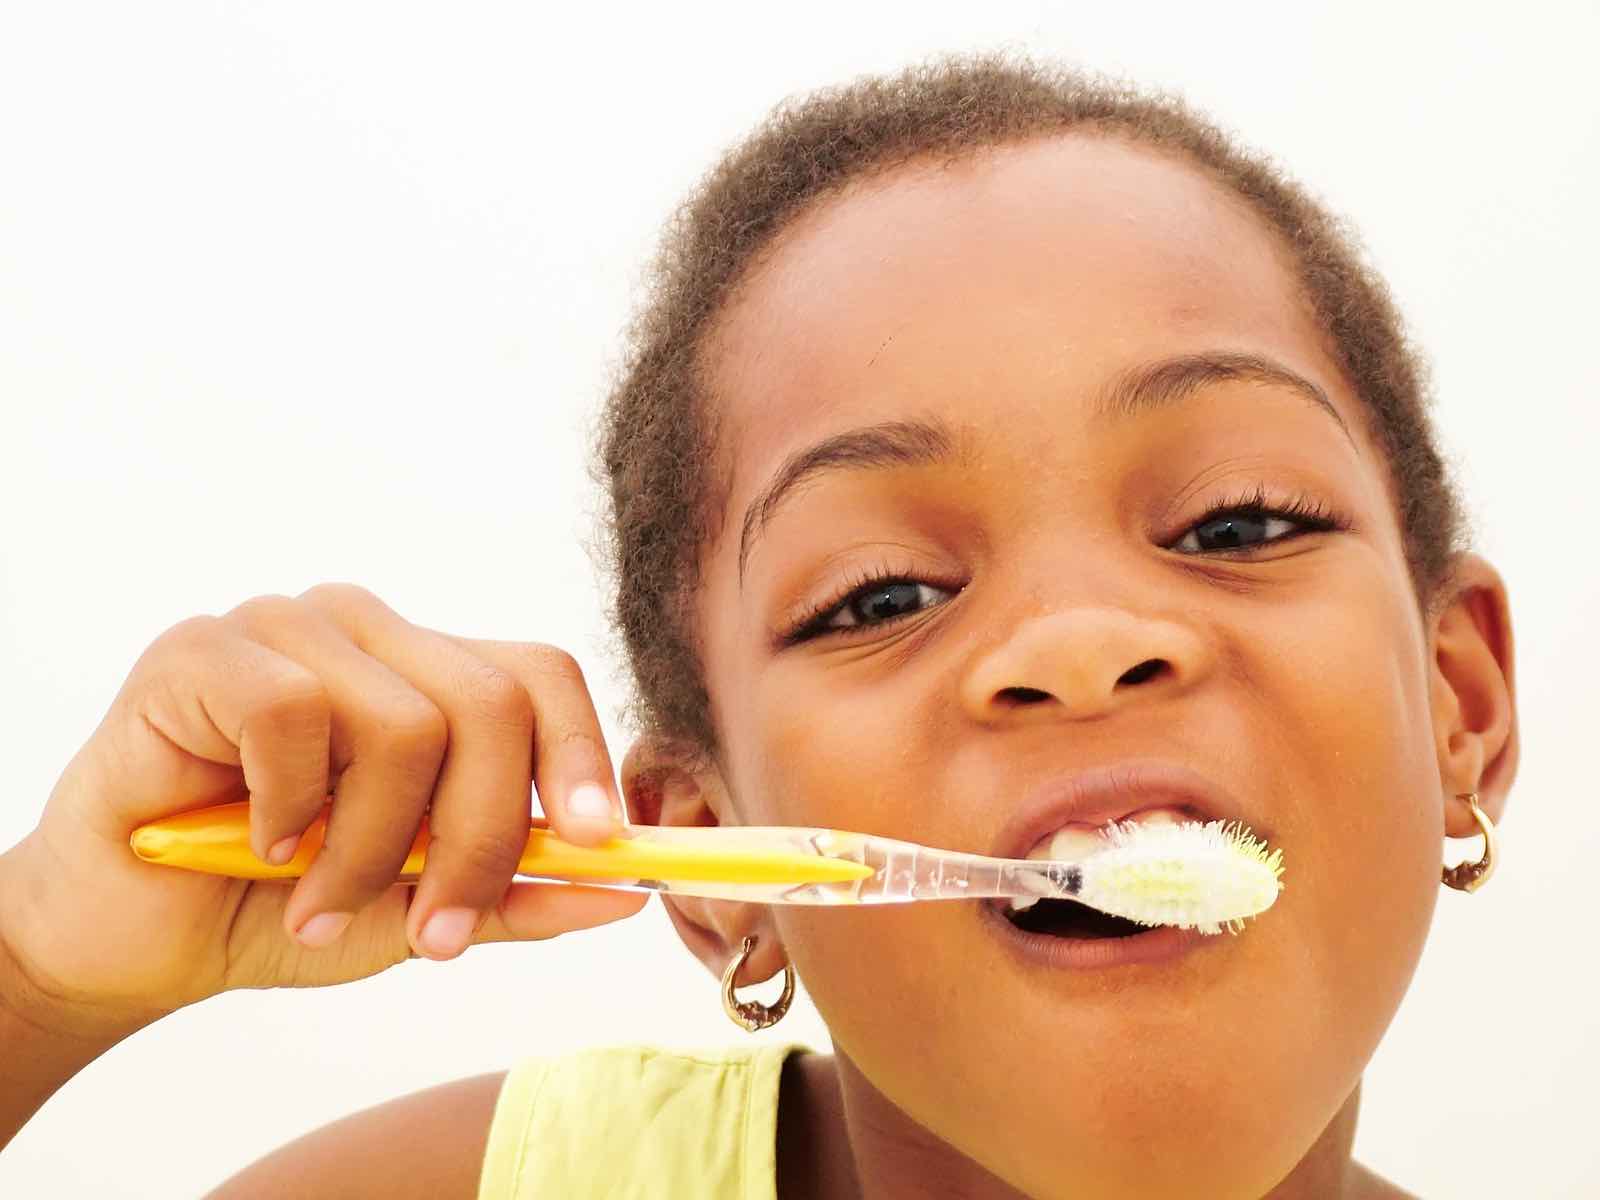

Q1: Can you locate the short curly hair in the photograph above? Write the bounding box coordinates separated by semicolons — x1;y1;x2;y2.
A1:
588;50;1473;768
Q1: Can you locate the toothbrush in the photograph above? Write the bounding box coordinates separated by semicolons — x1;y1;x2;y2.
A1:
129;801;1284;934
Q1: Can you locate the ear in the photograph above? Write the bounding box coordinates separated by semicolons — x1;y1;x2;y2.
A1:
1429;553;1519;835
618;735;789;987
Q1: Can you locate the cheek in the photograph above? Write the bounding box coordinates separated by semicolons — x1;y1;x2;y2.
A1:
749;665;941;830
1256;557;1443;1094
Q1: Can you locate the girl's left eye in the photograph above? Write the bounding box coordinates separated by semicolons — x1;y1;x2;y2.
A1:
1170;485;1345;554
778;486;1348;646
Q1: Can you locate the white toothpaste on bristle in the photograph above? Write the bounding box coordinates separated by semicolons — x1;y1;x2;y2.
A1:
1079;818;1285;935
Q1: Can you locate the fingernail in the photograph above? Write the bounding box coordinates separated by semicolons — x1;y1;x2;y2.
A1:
420;907;478;959
567;783;616;821
297;911;352;949
266;835;300;866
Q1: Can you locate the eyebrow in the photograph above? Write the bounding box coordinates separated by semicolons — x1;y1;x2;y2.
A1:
736;350;1354;581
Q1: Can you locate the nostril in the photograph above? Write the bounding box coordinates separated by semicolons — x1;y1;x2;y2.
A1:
997;686;1051;705
1119;659;1167;686
994;661;1168;706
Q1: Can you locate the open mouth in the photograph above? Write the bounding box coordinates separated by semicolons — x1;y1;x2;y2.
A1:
982;895;1204;970
1002;898;1152;939
980;783;1257;968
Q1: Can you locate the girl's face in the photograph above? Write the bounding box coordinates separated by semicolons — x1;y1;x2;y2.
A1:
679;135;1470;1197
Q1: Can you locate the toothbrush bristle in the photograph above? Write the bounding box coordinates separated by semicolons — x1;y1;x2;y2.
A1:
1077;818;1285;935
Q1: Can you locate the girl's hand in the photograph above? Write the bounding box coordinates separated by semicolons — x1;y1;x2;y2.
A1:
0;584;647;1039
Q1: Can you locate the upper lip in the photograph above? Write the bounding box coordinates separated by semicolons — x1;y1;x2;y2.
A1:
990;759;1258;861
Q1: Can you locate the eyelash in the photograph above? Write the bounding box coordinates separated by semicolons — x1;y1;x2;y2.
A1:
777;485;1350;646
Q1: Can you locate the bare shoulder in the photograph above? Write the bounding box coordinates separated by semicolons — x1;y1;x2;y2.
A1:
201;1070;509;1200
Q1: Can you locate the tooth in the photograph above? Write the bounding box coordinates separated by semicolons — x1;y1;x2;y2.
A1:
1021;806;1193;865
1046;827;1109;861
1007;894;1042;912
1133;809;1181;828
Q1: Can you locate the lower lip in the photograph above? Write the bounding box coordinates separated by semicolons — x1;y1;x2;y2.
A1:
979;903;1211;970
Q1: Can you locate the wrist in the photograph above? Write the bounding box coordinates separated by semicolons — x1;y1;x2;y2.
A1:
0;837;165;1046
0;844;159;1152
0;969;139;1153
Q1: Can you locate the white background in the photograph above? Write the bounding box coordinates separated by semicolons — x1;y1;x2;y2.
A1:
3;3;1597;1196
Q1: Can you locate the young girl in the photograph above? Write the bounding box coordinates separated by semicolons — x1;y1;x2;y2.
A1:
0;53;1516;1199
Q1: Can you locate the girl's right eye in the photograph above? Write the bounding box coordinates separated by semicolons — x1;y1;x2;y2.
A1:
817;579;953;635
780;572;958;646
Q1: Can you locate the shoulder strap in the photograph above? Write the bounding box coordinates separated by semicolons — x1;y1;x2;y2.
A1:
477;1042;805;1200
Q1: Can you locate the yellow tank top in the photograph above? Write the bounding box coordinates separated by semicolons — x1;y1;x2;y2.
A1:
475;1042;807;1200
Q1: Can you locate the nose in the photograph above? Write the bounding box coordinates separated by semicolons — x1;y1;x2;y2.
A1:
958;605;1211;724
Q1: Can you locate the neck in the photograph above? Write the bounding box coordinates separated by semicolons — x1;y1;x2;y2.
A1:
778;1048;1393;1200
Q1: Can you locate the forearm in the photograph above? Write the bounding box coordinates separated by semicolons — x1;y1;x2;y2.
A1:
0;977;134;1152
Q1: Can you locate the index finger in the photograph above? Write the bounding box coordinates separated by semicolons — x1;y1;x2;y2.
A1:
439;635;628;848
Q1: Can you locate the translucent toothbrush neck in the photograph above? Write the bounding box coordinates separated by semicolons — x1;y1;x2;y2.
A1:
637;833;1076;906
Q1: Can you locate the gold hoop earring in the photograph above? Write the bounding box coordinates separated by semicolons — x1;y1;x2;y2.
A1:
720;935;795;1032
1442;792;1498;892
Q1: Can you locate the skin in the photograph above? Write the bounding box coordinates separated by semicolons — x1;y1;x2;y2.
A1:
620;134;1518;1199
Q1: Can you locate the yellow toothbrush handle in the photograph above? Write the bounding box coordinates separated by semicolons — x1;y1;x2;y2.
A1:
128;800;874;887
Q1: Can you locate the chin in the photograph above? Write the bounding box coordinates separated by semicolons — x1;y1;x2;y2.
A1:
809;903;1366;1200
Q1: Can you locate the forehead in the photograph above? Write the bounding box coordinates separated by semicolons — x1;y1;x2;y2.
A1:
703;134;1361;534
